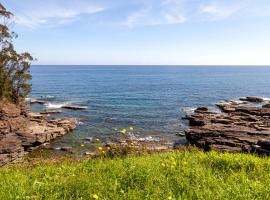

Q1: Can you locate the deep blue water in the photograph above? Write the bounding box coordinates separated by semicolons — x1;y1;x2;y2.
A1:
30;65;270;151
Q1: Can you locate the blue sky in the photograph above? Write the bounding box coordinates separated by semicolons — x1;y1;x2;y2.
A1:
2;0;270;65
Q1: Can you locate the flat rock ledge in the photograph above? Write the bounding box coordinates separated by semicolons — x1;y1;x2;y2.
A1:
0;102;76;166
184;97;270;154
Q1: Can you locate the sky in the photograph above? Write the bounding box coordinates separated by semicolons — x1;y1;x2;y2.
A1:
2;0;270;65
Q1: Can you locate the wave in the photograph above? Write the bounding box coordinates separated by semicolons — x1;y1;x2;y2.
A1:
262;97;270;102
45;102;68;109
182;107;196;114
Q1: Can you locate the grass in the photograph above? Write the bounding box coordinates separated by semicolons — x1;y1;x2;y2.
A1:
1;150;270;200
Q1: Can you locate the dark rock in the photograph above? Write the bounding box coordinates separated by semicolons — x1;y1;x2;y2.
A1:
257;140;270;151
262;104;270;108
62;105;88;110
40;110;62;115
239;97;264;103
195;107;208;113
60;147;73;152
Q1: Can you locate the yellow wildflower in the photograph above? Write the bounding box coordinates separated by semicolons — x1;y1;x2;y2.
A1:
96;138;100;142
129;127;134;131
121;128;127;134
102;150;106;154
114;128;118;131
80;144;85;147
98;147;103;151
92;194;99;199
107;147;111;150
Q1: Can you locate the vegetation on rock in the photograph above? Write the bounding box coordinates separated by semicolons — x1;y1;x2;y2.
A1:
0;3;33;103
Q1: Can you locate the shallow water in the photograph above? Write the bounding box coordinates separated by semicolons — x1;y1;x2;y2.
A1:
30;65;270;154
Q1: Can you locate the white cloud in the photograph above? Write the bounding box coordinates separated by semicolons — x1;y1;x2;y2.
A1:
5;0;270;28
199;1;250;21
11;1;105;28
122;0;270;27
123;0;187;27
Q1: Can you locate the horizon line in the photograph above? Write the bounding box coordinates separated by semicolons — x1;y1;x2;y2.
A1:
32;64;270;66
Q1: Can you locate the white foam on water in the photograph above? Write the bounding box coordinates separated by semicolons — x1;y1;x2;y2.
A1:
45;102;68;109
182;107;196;114
137;136;160;142
262;97;270;102
25;97;31;102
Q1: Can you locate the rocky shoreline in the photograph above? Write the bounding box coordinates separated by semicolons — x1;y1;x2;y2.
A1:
184;97;270;154
0;102;76;166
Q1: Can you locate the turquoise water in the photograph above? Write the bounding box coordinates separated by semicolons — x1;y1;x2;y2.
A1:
30;65;270;150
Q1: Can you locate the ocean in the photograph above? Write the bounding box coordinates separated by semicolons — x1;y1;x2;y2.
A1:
30;65;270;154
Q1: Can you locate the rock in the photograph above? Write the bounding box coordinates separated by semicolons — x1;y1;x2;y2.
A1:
195;107;208;113
184;97;270;153
84;151;96;157
62;105;88;110
40;110;62;115
30;98;46;105
60;147;73;152
0;101;77;166
83;137;93;142
257;140;270;151
262;104;270;108
239;97;264;103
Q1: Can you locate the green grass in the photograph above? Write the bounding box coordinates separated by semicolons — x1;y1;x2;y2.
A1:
1;150;270;200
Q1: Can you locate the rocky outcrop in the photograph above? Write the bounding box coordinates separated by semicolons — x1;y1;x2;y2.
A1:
0;101;76;166
184;97;270;154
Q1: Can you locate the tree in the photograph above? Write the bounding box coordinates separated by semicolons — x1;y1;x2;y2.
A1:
0;3;33;103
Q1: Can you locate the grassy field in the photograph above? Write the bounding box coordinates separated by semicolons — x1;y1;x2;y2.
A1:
1;150;270;200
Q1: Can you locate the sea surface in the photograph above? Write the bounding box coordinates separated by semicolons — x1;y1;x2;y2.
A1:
30;65;270;154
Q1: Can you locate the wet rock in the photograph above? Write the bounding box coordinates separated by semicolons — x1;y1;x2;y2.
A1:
257;140;270;151
60;147;73;152
262;104;270;108
195;107;208;113
239;97;264;103
62;105;88;110
40;110;62;115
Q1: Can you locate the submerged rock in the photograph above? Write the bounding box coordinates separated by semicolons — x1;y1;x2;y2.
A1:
184;97;270;153
62;105;88;110
40;110;62;115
